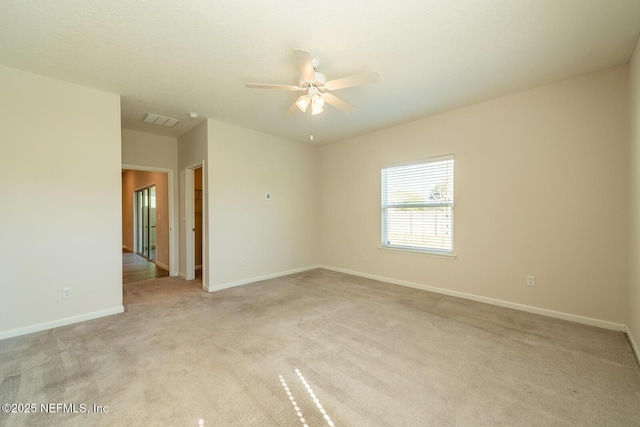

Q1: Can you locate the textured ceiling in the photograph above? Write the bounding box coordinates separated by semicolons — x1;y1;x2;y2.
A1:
1;0;640;144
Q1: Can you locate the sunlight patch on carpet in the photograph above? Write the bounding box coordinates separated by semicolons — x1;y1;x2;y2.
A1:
279;368;335;427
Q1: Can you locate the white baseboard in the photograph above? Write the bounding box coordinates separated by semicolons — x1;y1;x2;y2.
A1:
0;306;125;341
626;326;640;366
155;260;170;271
206;265;321;293
320;265;626;332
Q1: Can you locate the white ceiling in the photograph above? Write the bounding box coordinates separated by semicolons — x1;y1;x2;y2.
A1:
1;1;639;144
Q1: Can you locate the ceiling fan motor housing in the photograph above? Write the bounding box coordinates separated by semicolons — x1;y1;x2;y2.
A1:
300;72;327;89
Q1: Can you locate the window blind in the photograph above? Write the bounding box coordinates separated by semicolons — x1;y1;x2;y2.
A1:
381;156;454;253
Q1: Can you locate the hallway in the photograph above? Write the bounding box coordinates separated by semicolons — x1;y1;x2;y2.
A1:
123;248;168;285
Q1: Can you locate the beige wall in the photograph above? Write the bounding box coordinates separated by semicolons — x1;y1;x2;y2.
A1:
319;65;629;326
121;170;170;269
0;65;122;338
207;120;319;289
628;39;640;357
122;128;178;171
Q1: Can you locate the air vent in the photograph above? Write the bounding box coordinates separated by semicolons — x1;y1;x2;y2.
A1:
142;113;180;128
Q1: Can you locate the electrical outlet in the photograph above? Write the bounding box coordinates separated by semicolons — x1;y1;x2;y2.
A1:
241;258;247;266
62;287;73;299
527;276;536;287
362;253;368;261
345;250;350;258
265;193;271;200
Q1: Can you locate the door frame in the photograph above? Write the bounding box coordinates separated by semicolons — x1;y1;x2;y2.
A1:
185;161;207;290
122;164;178;276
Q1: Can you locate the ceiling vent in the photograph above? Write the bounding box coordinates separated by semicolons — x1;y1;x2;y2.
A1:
142;113;180;128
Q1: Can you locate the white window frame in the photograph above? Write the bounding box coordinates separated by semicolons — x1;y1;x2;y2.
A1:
380;155;455;257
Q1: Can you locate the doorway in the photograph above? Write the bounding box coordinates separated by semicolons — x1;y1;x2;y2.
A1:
135;185;157;261
122;165;177;277
185;161;206;289
194;167;203;275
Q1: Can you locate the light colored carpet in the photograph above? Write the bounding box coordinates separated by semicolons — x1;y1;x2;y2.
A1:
1;269;639;426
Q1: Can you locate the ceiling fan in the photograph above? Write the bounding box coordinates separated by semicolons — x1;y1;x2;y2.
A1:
246;49;379;115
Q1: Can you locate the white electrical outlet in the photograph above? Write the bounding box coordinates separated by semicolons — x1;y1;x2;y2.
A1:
345;250;350;258
362;253;368;261
242;258;247;266
527;276;536;287
62;287;73;299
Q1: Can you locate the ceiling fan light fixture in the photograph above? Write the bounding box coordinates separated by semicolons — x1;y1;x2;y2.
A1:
311;94;325;115
312;94;324;109
296;95;310;112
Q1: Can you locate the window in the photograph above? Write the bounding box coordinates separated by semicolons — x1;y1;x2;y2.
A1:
381;155;454;254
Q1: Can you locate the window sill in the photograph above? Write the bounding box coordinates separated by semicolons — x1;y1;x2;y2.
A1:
378;246;457;259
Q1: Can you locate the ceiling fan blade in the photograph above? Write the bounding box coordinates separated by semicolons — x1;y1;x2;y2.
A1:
246;83;301;90
287;102;300;115
293;49;316;82
325;72;379;91
323;92;354;112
